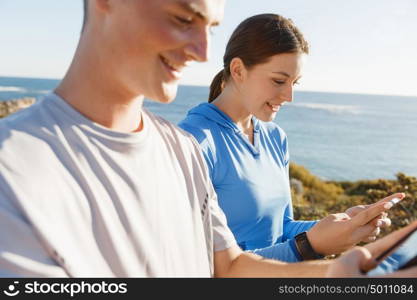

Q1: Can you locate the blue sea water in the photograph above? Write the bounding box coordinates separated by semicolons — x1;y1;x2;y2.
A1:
2;76;417;181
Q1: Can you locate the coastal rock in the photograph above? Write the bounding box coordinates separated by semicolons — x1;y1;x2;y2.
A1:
0;97;36;118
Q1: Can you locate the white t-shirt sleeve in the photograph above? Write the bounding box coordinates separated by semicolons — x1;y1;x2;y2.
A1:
0;191;67;277
207;180;237;252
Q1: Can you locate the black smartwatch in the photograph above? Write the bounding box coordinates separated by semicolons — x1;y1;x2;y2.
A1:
294;231;324;261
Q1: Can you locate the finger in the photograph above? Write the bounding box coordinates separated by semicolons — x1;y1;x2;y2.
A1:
351;192;405;227
367;227;380;237
368;193;405;208
362;227;381;243
370;214;384;227
379;217;391;228
370;215;390;228
351;202;394;227
371;227;381;237
351;223;379;242
363;236;377;243
365;221;417;257
329;247;371;278
349;247;374;276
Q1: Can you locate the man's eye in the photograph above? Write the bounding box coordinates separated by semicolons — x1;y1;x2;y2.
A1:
175;16;193;25
273;80;285;85
293;81;300;86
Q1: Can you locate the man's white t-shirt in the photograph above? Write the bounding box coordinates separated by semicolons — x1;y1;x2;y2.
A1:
0;93;236;277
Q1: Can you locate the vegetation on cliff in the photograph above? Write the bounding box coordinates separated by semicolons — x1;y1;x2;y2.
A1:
290;163;417;235
0;97;36;118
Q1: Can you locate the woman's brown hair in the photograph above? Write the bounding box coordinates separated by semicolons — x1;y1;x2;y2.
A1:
208;14;309;102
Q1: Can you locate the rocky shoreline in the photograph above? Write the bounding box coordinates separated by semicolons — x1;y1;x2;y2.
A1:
0;97;36;118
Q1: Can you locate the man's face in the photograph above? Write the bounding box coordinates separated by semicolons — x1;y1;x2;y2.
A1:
101;0;225;103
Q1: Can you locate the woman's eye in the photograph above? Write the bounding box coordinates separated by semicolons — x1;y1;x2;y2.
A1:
273;80;285;85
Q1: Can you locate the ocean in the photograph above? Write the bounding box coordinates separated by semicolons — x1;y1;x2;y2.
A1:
1;76;417;181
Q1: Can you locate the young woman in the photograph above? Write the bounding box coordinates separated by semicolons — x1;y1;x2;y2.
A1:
179;14;396;262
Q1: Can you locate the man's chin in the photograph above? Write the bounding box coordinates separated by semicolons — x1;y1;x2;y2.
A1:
150;83;178;104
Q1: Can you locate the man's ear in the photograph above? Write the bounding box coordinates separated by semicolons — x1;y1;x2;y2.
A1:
229;57;248;84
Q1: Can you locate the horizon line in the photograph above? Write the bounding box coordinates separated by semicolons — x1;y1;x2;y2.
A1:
1;74;417;99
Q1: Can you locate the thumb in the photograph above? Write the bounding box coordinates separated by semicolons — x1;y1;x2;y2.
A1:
335;247;372;277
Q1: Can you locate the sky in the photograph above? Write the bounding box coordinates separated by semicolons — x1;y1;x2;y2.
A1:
1;0;417;96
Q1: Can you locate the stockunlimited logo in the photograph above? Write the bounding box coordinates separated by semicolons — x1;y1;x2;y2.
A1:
3;281;20;297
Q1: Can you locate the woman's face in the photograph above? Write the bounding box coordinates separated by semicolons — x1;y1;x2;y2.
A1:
239;52;305;122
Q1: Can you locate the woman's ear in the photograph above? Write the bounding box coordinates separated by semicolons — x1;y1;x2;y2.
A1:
229;57;248;84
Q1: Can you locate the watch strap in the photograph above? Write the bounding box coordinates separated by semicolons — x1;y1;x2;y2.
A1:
294;231;324;261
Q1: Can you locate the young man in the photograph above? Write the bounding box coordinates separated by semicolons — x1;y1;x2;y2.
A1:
0;0;415;277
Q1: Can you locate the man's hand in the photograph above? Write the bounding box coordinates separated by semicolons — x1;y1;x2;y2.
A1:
326;221;417;277
306;193;404;256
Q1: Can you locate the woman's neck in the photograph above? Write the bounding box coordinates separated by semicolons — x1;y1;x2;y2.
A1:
212;86;253;132
212;85;254;143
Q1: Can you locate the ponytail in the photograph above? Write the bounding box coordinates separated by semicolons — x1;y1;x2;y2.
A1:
208;70;225;103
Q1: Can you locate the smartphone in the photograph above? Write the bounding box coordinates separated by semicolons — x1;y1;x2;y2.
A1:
367;225;417;276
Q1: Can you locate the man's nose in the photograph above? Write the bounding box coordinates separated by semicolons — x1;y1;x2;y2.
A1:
184;28;210;62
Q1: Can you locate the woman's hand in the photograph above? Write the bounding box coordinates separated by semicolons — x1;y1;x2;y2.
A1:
345;205;391;242
326;220;417;277
306;193;404;256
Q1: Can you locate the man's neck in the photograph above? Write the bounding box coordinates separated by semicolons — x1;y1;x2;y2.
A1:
55;81;145;133
54;39;145;133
